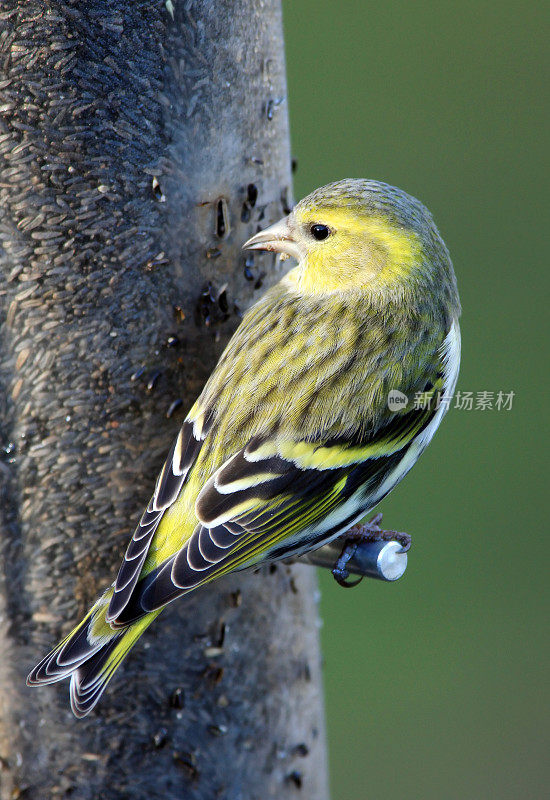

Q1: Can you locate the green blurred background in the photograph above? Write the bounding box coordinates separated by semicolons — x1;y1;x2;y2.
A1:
282;2;548;798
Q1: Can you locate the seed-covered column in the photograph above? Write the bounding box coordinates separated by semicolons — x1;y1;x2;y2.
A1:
0;2;328;798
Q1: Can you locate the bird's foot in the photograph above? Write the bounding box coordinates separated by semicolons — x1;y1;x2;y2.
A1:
331;513;412;588
344;513;412;552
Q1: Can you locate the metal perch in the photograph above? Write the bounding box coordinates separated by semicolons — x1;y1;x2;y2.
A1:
301;537;408;582
297;514;409;584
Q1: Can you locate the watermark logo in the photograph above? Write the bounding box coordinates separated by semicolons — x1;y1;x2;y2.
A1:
387;389;409;412
387;389;515;412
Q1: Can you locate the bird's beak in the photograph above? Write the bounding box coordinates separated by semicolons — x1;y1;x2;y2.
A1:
242;216;302;261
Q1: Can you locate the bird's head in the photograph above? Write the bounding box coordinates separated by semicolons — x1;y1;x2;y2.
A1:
244;179;458;306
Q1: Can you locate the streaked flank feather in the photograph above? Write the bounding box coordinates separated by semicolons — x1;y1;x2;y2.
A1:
27;179;460;716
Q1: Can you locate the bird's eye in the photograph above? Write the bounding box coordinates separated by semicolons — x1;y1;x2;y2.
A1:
310;223;331;241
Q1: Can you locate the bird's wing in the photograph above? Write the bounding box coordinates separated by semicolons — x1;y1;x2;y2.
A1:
106;420;203;621
115;385;443;623
109;311;459;625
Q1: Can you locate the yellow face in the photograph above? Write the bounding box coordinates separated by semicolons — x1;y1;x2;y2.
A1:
289;204;422;294
244;201;422;295
241;180;444;297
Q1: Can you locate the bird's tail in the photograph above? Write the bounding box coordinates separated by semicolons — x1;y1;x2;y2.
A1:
26;587;159;717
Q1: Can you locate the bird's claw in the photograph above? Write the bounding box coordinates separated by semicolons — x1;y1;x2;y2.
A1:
331;540;364;588
366;512;383;528
345;513;412;552
331;513;412;587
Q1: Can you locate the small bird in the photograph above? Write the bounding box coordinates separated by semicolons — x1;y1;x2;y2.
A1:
27;179;460;716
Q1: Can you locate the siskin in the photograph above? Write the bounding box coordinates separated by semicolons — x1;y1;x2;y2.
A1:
28;179;460;716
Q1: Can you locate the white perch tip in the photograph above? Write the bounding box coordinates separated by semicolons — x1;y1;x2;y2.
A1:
352;539;408;582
